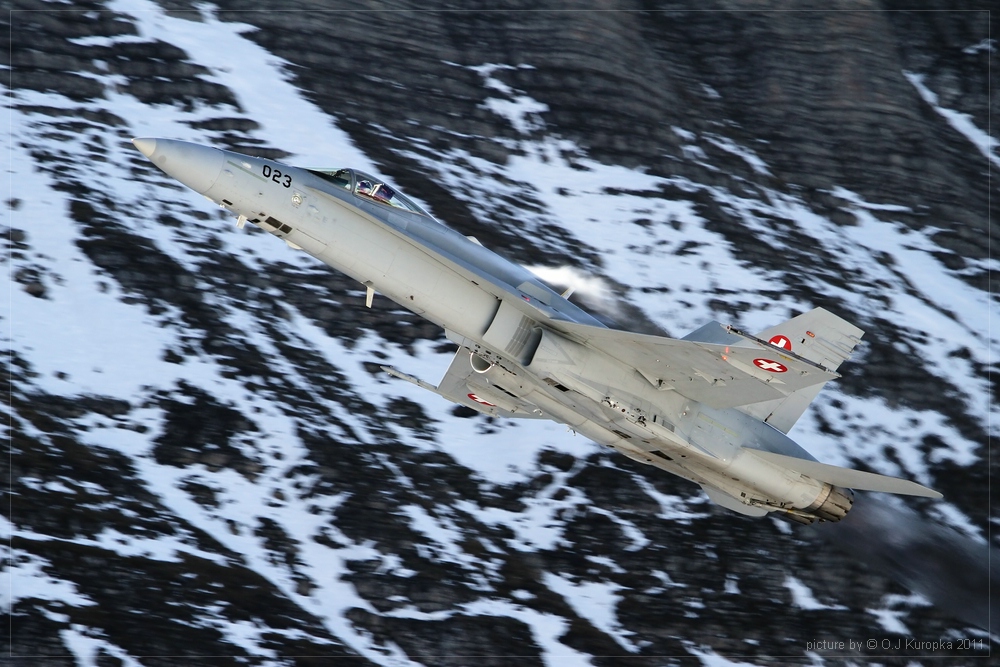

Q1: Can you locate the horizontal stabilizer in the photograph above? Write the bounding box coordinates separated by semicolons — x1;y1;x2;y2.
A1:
748;449;942;498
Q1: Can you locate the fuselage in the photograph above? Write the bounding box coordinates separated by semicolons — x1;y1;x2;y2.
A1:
133;138;857;523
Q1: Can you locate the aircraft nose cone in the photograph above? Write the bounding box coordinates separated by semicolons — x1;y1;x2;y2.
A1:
132;137;225;194
131;137;157;158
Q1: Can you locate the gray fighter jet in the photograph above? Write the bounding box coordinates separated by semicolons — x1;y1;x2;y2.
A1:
133;138;941;523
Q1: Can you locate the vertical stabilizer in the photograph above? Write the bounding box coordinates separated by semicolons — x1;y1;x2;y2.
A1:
757;307;864;372
741;308;864;432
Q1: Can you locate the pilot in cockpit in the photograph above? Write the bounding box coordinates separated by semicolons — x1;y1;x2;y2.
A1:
372;184;394;204
353;176;419;213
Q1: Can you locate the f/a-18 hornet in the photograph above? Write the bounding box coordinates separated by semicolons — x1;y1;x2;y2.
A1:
133;138;941;524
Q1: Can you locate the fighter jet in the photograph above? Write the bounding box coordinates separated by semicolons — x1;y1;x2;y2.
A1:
132;138;942;524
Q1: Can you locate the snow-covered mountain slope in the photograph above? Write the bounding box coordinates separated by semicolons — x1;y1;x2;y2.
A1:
5;2;996;665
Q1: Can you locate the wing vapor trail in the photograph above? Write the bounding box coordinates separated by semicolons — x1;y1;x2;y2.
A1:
525;264;625;321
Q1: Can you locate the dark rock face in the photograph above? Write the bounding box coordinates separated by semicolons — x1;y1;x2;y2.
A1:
209;1;995;264
5;1;996;665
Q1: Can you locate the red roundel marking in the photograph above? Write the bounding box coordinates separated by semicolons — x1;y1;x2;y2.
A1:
753;358;788;373
468;393;495;406
768;335;792;351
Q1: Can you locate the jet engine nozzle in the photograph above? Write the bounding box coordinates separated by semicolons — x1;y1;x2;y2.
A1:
805;484;854;522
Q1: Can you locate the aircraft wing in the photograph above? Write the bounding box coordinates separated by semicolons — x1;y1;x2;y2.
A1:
549;320;839;410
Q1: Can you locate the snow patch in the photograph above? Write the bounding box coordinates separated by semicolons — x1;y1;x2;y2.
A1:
904;70;1000;169
783;576;847;611
2;544;97;610
469;63;549;135
704;133;772;176
60;625;146;667
543;571;638;652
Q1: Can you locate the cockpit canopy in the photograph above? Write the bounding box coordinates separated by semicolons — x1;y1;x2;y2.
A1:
308;168;428;216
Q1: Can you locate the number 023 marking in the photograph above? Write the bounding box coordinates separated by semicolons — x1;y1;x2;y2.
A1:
261;164;292;188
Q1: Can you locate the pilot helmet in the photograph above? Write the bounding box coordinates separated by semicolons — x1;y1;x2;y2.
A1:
357;180;374;195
